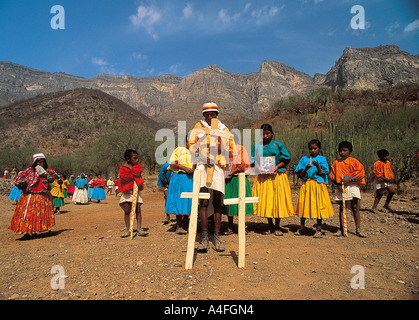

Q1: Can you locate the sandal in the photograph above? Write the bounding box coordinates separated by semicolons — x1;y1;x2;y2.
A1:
274;230;283;237
223;228;234;235
197;232;210;253
334;231;347;237
176;227;187;235
136;228;149;237
355;229;367;238
120;229;130;238
383;204;393;212
262;229;274;235
313;230;323;238
213;233;225;252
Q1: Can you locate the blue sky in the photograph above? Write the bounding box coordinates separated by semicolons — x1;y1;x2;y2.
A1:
0;0;418;78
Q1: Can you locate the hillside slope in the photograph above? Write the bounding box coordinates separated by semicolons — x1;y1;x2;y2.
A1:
0;88;158;156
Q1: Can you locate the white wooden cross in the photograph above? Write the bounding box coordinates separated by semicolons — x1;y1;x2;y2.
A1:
223;172;259;268
180;169;210;269
190;118;233;184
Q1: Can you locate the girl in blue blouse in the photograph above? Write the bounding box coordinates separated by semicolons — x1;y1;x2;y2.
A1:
294;139;334;238
251;124;294;236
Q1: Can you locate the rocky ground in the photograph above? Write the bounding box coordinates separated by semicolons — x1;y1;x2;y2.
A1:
0;175;418;303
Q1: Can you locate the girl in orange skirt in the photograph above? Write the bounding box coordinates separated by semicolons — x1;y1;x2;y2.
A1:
251;124;294;236
9;153;58;239
294;140;334;238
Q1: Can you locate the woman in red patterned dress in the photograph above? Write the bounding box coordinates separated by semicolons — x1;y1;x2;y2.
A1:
8;153;58;239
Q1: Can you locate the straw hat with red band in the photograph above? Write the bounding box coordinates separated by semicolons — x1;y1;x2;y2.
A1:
202;102;219;115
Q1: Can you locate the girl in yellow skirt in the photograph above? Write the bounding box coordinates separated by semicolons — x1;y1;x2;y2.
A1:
51;176;65;215
251;124;294;236
294;140;334;238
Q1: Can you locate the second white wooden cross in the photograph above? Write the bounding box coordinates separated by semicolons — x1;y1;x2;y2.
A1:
223;172;258;268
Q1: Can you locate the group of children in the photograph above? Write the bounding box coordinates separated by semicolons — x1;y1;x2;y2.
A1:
7;103;396;248
152;119;396;249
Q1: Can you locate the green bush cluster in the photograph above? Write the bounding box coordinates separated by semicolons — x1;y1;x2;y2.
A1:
0;125;158;179
270;84;419;191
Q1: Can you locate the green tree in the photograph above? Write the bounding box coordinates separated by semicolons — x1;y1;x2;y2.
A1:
0;146;37;171
86;125;158;176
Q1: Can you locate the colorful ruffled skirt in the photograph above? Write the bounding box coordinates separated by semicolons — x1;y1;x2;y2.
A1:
67;185;75;195
165;172;193;215
52;197;64;207
91;187;106;200
88;187;94;199
252;173;294;218
224;175;254;216
9;192;55;234
72;188;88;204
295;179;334;219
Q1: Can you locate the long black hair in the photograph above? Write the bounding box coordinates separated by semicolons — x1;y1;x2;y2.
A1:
260;123;274;134
338;141;353;152
124;149;139;162
31;158;48;170
308;139;322;149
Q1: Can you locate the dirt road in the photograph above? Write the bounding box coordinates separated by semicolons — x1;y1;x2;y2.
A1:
0;175;418;301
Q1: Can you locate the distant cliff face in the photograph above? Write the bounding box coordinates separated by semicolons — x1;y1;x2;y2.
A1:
323;45;419;90
171;62;318;116
0;62;182;117
0;60;319;124
254;60;318;112
1;45;418;126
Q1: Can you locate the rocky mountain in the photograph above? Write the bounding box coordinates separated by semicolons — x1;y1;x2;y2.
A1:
0;62;181;118
323;45;419;90
0;45;418;127
0;59;320;126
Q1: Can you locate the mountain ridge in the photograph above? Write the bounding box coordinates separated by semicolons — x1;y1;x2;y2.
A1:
1;45;418;126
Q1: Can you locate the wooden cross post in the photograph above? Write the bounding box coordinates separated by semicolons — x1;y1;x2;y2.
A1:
341;175;348;237
129;181;138;240
180;169;210;270
223;173;259;268
206;118;219;184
